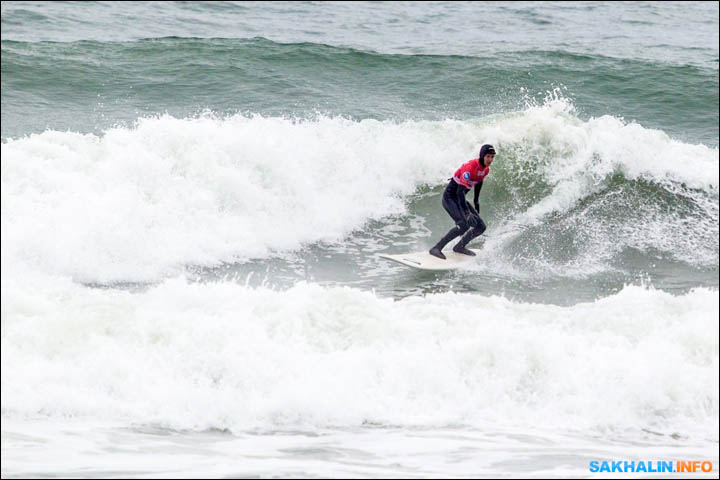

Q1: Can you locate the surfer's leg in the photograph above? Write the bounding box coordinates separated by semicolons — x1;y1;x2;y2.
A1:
430;192;470;259
442;188;471;228
453;216;486;256
430;225;465;259
467;202;478;216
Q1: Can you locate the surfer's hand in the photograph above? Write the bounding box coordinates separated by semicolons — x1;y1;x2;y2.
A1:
467;214;480;228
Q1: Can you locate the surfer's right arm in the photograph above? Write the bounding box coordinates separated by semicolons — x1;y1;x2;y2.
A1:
457;186;482;228
456;184;471;216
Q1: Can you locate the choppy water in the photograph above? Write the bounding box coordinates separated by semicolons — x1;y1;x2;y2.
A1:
2;1;718;478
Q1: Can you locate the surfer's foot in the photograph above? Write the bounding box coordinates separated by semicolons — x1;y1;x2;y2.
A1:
429;247;446;260
452;245;476;256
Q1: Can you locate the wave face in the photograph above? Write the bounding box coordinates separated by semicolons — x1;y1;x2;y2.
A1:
2;98;717;285
1;276;717;440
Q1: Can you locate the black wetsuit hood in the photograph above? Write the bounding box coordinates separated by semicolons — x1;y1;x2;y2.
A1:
478;144;496;167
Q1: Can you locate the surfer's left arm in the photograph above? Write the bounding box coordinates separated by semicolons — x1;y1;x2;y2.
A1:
473;181;483;212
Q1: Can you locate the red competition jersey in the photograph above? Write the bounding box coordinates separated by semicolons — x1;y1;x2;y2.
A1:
453;158;490;188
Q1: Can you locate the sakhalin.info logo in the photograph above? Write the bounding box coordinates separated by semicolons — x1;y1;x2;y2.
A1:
589;460;714;473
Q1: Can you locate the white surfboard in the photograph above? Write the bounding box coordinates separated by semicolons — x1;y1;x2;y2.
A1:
378;249;481;270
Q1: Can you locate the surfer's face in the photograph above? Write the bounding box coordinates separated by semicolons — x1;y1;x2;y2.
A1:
484;153;495;166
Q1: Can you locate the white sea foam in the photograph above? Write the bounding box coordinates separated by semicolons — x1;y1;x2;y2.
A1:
484;95;718;226
1;274;717;440
2;102;717;283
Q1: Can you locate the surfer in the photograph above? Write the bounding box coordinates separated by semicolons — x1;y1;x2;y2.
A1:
429;144;496;259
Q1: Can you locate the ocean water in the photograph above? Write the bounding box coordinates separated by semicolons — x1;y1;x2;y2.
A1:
1;1;718;478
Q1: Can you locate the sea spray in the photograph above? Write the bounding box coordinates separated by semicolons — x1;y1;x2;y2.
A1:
3;100;717;283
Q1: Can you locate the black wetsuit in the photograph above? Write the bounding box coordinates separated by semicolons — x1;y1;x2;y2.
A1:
430;145;494;258
438;178;486;245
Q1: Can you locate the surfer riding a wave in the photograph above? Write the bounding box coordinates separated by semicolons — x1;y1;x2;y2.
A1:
429;144;496;259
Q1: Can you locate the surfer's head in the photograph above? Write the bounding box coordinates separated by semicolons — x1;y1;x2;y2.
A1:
479;144;496;167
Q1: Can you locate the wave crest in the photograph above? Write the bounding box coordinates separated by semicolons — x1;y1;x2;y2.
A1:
2;99;717;282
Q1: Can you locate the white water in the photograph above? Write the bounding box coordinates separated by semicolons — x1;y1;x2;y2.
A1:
3;418;716;478
2;99;718;283
2;275;717;440
3;99;718;477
